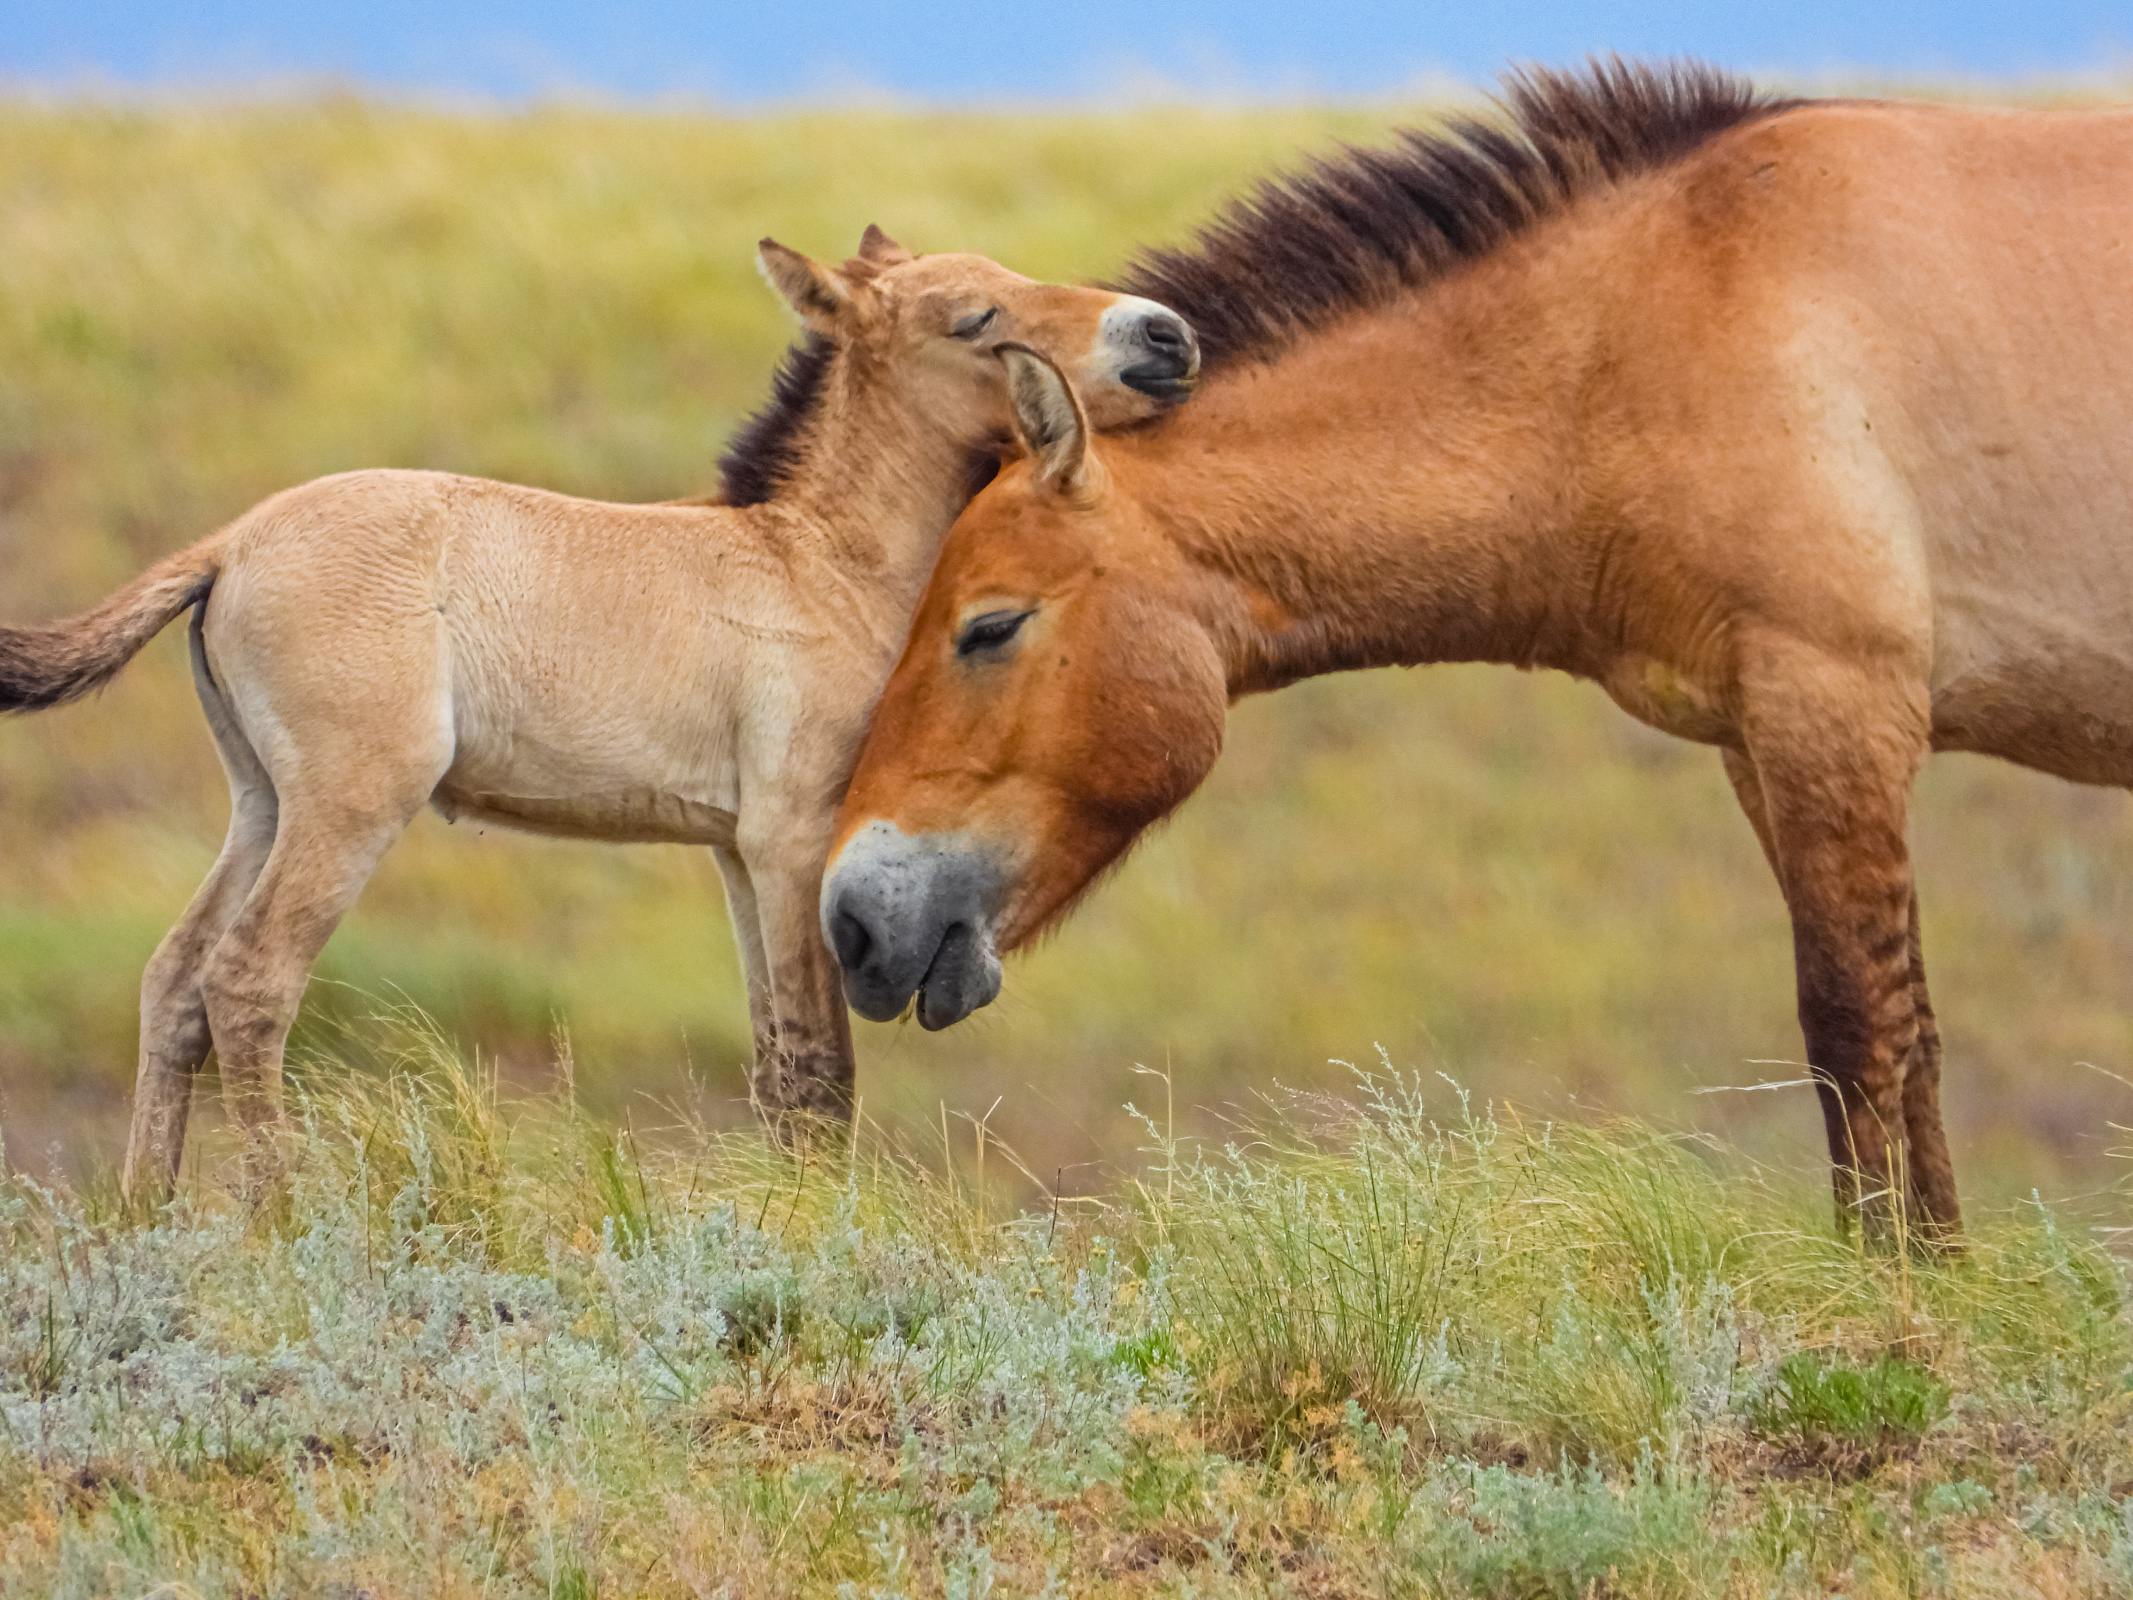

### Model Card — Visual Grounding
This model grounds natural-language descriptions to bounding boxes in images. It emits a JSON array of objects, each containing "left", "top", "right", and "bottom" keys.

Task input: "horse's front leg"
[
  {"left": 1734, "top": 634, "right": 1935, "bottom": 1245},
  {"left": 735, "top": 812, "right": 857, "bottom": 1129},
  {"left": 1721, "top": 745, "right": 1962, "bottom": 1244}
]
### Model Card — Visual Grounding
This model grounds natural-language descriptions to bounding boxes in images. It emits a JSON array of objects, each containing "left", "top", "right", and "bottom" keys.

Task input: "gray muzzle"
[{"left": 821, "top": 821, "right": 1008, "bottom": 1030}]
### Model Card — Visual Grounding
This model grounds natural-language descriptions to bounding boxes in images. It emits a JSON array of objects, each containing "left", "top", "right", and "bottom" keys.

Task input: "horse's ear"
[
  {"left": 856, "top": 224, "right": 912, "bottom": 266},
  {"left": 997, "top": 343, "right": 1089, "bottom": 494},
  {"left": 758, "top": 238, "right": 853, "bottom": 332}
]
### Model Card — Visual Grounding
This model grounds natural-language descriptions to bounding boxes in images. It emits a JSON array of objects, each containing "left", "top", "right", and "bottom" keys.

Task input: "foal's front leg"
[
  {"left": 736, "top": 812, "right": 857, "bottom": 1126},
  {"left": 710, "top": 842, "right": 779, "bottom": 1073}
]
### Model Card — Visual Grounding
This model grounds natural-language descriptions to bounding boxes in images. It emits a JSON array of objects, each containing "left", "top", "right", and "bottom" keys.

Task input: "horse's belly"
[{"left": 1929, "top": 580, "right": 2133, "bottom": 786}]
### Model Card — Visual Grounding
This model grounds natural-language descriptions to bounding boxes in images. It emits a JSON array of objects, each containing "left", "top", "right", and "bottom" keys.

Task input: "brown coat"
[{"left": 823, "top": 65, "right": 2133, "bottom": 1242}]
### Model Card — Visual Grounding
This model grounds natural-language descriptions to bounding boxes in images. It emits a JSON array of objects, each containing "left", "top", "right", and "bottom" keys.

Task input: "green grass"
[
  {"left": 1749, "top": 1352, "right": 1950, "bottom": 1449},
  {"left": 5, "top": 94, "right": 2133, "bottom": 1204},
  {"left": 4, "top": 1042, "right": 2131, "bottom": 1597}
]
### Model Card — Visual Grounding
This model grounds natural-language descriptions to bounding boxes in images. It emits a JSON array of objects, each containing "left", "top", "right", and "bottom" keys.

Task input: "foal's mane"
[
  {"left": 1111, "top": 59, "right": 1798, "bottom": 371},
  {"left": 718, "top": 332, "right": 836, "bottom": 507}
]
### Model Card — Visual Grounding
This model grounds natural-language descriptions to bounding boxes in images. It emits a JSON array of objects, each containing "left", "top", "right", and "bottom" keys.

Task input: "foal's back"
[{"left": 207, "top": 467, "right": 801, "bottom": 845}]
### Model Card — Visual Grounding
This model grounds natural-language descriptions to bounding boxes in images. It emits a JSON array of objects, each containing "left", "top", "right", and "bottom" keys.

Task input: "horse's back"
[
  {"left": 1624, "top": 101, "right": 2133, "bottom": 782},
  {"left": 1808, "top": 104, "right": 2133, "bottom": 781}
]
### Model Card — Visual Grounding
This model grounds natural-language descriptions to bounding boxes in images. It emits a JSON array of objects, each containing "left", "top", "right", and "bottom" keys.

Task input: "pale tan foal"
[{"left": 0, "top": 228, "right": 1198, "bottom": 1199}]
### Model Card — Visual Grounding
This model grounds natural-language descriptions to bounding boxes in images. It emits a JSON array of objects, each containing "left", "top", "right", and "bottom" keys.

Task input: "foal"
[
  {"left": 0, "top": 228, "right": 1197, "bottom": 1198},
  {"left": 824, "top": 64, "right": 2133, "bottom": 1242}
]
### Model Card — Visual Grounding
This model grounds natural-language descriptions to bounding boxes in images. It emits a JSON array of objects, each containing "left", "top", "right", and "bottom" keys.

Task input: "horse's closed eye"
[
  {"left": 951, "top": 308, "right": 999, "bottom": 340},
  {"left": 956, "top": 609, "right": 1032, "bottom": 656}
]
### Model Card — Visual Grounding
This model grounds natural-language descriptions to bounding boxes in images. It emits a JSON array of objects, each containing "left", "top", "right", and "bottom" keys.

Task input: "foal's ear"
[
  {"left": 855, "top": 224, "right": 913, "bottom": 267},
  {"left": 758, "top": 238, "right": 853, "bottom": 333},
  {"left": 997, "top": 343, "right": 1089, "bottom": 494}
]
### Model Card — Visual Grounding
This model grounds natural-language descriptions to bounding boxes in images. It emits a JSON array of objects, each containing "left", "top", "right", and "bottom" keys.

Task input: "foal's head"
[
  {"left": 821, "top": 346, "right": 1229, "bottom": 1028},
  {"left": 752, "top": 227, "right": 1197, "bottom": 451}
]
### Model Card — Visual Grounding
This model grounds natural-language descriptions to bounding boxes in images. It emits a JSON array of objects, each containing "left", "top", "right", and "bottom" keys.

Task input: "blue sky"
[{"left": 8, "top": 2, "right": 2130, "bottom": 102}]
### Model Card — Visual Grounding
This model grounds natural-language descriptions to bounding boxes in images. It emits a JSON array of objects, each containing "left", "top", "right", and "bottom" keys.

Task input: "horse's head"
[
  {"left": 821, "top": 344, "right": 1228, "bottom": 1028},
  {"left": 758, "top": 226, "right": 1198, "bottom": 444}
]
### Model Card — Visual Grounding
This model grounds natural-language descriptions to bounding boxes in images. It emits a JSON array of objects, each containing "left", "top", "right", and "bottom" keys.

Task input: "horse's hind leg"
[{"left": 122, "top": 610, "right": 278, "bottom": 1205}]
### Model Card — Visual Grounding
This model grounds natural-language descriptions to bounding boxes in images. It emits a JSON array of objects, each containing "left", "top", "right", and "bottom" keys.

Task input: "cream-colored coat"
[{"left": 0, "top": 230, "right": 1197, "bottom": 1197}]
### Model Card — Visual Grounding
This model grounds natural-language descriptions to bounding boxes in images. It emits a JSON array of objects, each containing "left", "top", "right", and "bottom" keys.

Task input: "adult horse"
[
  {"left": 822, "top": 62, "right": 2133, "bottom": 1242},
  {"left": 0, "top": 228, "right": 1198, "bottom": 1198}
]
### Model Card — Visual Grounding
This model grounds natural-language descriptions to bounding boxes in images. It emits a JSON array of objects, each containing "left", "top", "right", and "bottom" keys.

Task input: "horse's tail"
[{"left": 0, "top": 529, "right": 232, "bottom": 713}]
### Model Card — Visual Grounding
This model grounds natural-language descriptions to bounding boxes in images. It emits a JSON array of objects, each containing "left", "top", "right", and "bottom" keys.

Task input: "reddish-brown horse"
[{"left": 824, "top": 62, "right": 2133, "bottom": 1242}]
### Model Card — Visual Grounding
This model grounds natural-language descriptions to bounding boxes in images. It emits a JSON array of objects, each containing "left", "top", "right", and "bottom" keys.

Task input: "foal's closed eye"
[
  {"left": 951, "top": 307, "right": 999, "bottom": 340},
  {"left": 956, "top": 609, "right": 1032, "bottom": 656}
]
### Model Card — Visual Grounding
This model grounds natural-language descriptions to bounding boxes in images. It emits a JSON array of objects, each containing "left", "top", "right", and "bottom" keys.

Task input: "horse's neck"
[{"left": 1136, "top": 283, "right": 1596, "bottom": 693}]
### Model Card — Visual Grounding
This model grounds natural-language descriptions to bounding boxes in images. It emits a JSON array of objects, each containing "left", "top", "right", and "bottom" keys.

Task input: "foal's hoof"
[
  {"left": 226, "top": 1120, "right": 299, "bottom": 1210},
  {"left": 750, "top": 1056, "right": 855, "bottom": 1157}
]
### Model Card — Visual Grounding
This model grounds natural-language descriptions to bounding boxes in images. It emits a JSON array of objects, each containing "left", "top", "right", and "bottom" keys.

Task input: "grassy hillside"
[
  {"left": 2, "top": 96, "right": 2132, "bottom": 1206},
  {"left": 4, "top": 1052, "right": 2131, "bottom": 1597}
]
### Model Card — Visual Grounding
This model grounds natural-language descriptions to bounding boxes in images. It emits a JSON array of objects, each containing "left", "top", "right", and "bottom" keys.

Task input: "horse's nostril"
[
  {"left": 829, "top": 907, "right": 872, "bottom": 972},
  {"left": 1142, "top": 315, "right": 1190, "bottom": 352}
]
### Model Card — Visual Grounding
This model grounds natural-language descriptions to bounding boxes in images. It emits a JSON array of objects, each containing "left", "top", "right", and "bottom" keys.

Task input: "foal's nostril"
[{"left": 829, "top": 907, "right": 873, "bottom": 972}]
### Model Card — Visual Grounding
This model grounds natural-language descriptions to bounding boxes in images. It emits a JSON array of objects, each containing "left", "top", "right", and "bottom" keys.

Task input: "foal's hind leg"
[
  {"left": 123, "top": 612, "right": 279, "bottom": 1204},
  {"left": 198, "top": 771, "right": 438, "bottom": 1189}
]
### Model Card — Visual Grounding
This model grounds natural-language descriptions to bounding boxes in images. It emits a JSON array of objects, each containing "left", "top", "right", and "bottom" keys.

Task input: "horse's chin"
[
  {"left": 842, "top": 973, "right": 915, "bottom": 1025},
  {"left": 914, "top": 922, "right": 1002, "bottom": 1031}
]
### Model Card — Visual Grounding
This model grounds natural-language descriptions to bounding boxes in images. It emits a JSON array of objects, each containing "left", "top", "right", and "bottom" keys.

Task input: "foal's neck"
[
  {"left": 762, "top": 366, "right": 987, "bottom": 621},
  {"left": 1126, "top": 262, "right": 1602, "bottom": 695}
]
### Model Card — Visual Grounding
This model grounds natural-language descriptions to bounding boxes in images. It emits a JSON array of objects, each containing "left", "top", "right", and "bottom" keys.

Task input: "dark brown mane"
[
  {"left": 1110, "top": 59, "right": 1800, "bottom": 371},
  {"left": 718, "top": 332, "right": 836, "bottom": 506}
]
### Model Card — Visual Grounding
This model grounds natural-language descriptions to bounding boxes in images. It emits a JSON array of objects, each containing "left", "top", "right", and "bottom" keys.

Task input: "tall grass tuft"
[{"left": 1157, "top": 1057, "right": 2132, "bottom": 1483}]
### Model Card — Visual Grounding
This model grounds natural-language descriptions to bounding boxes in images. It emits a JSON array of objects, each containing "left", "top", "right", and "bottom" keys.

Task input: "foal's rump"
[{"left": 194, "top": 469, "right": 465, "bottom": 811}]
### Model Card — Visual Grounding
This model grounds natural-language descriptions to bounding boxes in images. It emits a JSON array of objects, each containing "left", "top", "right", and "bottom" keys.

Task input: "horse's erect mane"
[
  {"left": 718, "top": 331, "right": 836, "bottom": 507},
  {"left": 1109, "top": 59, "right": 1800, "bottom": 372}
]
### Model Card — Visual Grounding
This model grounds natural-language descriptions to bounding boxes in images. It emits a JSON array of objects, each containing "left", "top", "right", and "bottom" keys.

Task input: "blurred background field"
[{"left": 2, "top": 94, "right": 2132, "bottom": 1208}]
